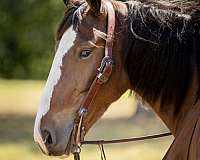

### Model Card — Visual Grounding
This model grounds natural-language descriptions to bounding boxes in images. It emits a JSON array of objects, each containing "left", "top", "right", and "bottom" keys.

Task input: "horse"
[{"left": 33, "top": 0, "right": 200, "bottom": 159}]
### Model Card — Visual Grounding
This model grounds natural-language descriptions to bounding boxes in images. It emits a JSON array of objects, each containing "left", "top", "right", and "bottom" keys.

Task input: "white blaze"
[{"left": 33, "top": 26, "right": 76, "bottom": 154}]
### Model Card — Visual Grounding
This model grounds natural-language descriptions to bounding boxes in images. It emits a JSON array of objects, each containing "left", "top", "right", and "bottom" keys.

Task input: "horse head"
[{"left": 33, "top": 0, "right": 129, "bottom": 156}]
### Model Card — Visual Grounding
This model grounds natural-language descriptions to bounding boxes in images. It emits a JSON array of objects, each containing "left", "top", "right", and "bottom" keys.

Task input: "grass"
[
  {"left": 0, "top": 79, "right": 173, "bottom": 160},
  {"left": 0, "top": 80, "right": 44, "bottom": 115}
]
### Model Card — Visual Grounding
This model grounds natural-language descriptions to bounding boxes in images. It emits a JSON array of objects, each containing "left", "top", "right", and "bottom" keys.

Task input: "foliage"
[
  {"left": 0, "top": 0, "right": 196, "bottom": 79},
  {"left": 0, "top": 0, "right": 64, "bottom": 79}
]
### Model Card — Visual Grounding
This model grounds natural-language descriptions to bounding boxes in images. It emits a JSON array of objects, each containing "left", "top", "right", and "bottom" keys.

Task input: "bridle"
[{"left": 71, "top": 1, "right": 172, "bottom": 160}]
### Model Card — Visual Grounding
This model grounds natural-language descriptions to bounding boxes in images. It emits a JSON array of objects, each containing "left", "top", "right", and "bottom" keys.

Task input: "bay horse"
[{"left": 34, "top": 0, "right": 200, "bottom": 159}]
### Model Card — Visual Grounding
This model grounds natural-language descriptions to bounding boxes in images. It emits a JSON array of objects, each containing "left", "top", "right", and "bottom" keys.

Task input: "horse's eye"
[{"left": 80, "top": 50, "right": 91, "bottom": 59}]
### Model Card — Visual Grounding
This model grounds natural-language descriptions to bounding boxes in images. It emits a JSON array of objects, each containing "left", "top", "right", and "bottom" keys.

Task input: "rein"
[
  {"left": 82, "top": 132, "right": 172, "bottom": 145},
  {"left": 71, "top": 1, "right": 172, "bottom": 160}
]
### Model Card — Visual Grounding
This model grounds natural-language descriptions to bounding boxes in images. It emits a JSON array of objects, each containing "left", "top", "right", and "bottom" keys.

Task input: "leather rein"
[{"left": 71, "top": 1, "right": 172, "bottom": 160}]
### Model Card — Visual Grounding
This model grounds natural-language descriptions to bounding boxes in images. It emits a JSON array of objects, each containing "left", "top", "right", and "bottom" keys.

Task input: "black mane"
[{"left": 124, "top": 0, "right": 200, "bottom": 113}]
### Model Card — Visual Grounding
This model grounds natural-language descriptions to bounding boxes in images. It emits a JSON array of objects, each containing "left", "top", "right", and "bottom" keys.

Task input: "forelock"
[{"left": 56, "top": 2, "right": 87, "bottom": 41}]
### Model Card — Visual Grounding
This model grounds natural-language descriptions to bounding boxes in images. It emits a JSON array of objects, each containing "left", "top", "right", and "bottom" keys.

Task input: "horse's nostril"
[{"left": 43, "top": 130, "right": 53, "bottom": 145}]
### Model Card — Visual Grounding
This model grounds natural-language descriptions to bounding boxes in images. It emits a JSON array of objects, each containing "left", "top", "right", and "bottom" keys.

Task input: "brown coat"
[{"left": 164, "top": 101, "right": 200, "bottom": 160}]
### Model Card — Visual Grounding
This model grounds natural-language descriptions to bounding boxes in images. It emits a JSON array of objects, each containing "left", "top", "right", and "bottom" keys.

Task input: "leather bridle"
[
  {"left": 71, "top": 0, "right": 115, "bottom": 158},
  {"left": 70, "top": 1, "right": 171, "bottom": 160}
]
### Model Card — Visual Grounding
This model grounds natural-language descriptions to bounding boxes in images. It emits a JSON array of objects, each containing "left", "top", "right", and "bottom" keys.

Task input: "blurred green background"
[
  {"left": 0, "top": 0, "right": 174, "bottom": 160},
  {"left": 0, "top": 0, "right": 64, "bottom": 79}
]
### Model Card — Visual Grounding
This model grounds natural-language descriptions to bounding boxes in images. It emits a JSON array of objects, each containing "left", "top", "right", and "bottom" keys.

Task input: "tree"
[{"left": 0, "top": 0, "right": 64, "bottom": 79}]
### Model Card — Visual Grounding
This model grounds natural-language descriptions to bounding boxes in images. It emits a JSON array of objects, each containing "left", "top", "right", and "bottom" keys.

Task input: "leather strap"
[
  {"left": 78, "top": 0, "right": 115, "bottom": 112},
  {"left": 82, "top": 132, "right": 172, "bottom": 145},
  {"left": 104, "top": 0, "right": 115, "bottom": 58},
  {"left": 72, "top": 0, "right": 116, "bottom": 153}
]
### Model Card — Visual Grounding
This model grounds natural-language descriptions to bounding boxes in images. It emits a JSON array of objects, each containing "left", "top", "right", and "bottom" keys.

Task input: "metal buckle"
[
  {"left": 78, "top": 107, "right": 87, "bottom": 116},
  {"left": 97, "top": 73, "right": 109, "bottom": 83},
  {"left": 72, "top": 145, "right": 81, "bottom": 160},
  {"left": 97, "top": 56, "right": 113, "bottom": 83},
  {"left": 98, "top": 56, "right": 113, "bottom": 73}
]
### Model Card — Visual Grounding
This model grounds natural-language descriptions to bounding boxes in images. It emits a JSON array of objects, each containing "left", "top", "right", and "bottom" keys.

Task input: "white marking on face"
[{"left": 33, "top": 26, "right": 77, "bottom": 154}]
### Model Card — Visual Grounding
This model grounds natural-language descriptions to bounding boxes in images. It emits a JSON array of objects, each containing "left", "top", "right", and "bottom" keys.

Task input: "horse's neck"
[
  {"left": 115, "top": 1, "right": 199, "bottom": 136},
  {"left": 150, "top": 69, "right": 198, "bottom": 135},
  {"left": 173, "top": 68, "right": 199, "bottom": 135}
]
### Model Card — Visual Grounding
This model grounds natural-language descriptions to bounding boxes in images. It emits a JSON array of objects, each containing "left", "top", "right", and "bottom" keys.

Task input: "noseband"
[{"left": 71, "top": 1, "right": 171, "bottom": 160}]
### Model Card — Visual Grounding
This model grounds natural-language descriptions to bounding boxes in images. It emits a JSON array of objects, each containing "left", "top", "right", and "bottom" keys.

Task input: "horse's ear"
[
  {"left": 62, "top": 0, "right": 82, "bottom": 6},
  {"left": 63, "top": 0, "right": 67, "bottom": 6},
  {"left": 86, "top": 0, "right": 102, "bottom": 14}
]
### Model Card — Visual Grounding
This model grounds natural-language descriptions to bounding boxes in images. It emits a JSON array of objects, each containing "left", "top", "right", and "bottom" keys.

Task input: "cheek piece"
[{"left": 71, "top": 0, "right": 115, "bottom": 159}]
